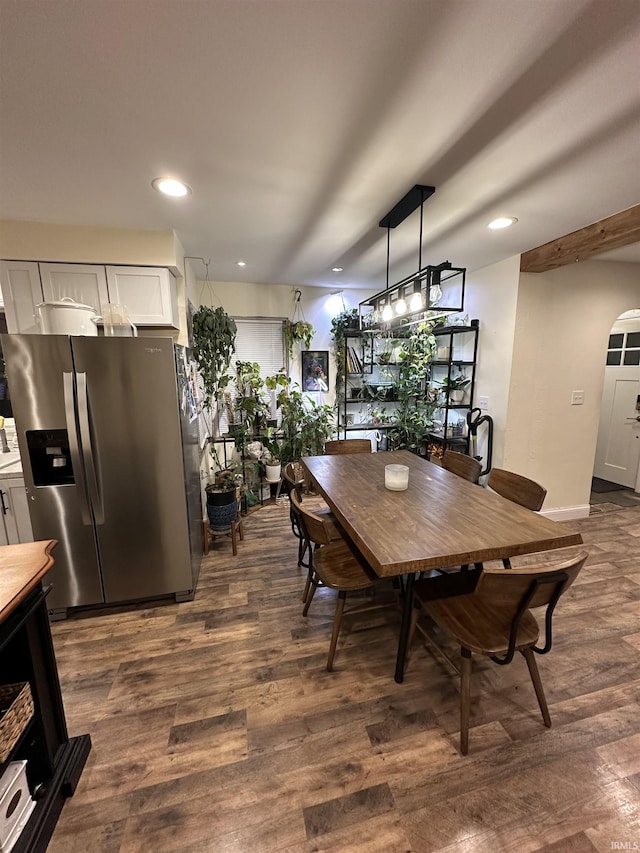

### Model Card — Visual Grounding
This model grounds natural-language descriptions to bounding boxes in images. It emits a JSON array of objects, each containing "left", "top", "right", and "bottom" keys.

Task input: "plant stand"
[{"left": 202, "top": 515, "right": 244, "bottom": 556}]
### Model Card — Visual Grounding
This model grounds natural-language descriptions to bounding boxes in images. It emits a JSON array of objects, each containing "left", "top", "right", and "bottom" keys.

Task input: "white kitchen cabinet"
[
  {"left": 0, "top": 260, "right": 43, "bottom": 333},
  {"left": 0, "top": 477, "right": 33, "bottom": 545},
  {"left": 39, "top": 263, "right": 110, "bottom": 314},
  {"left": 1, "top": 261, "right": 179, "bottom": 332},
  {"left": 105, "top": 266, "right": 178, "bottom": 327}
]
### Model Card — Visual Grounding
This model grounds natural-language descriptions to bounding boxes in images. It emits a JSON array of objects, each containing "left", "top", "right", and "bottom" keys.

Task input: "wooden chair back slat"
[
  {"left": 441, "top": 451, "right": 482, "bottom": 484},
  {"left": 474, "top": 551, "right": 588, "bottom": 610},
  {"left": 487, "top": 468, "right": 547, "bottom": 511},
  {"left": 290, "top": 490, "right": 332, "bottom": 546},
  {"left": 325, "top": 439, "right": 372, "bottom": 455}
]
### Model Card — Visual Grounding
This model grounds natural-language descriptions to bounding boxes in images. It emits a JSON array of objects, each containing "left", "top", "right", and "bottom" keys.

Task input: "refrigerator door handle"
[
  {"left": 63, "top": 371, "right": 92, "bottom": 525},
  {"left": 76, "top": 372, "right": 105, "bottom": 525}
]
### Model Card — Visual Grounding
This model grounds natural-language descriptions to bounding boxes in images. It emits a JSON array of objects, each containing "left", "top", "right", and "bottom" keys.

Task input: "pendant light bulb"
[
  {"left": 382, "top": 303, "right": 393, "bottom": 322},
  {"left": 395, "top": 297, "right": 407, "bottom": 315},
  {"left": 410, "top": 290, "right": 423, "bottom": 311}
]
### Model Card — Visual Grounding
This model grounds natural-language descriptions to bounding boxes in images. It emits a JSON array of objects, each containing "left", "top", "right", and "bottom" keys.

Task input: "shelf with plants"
[
  {"left": 426, "top": 324, "right": 479, "bottom": 457},
  {"left": 339, "top": 330, "right": 409, "bottom": 437}
]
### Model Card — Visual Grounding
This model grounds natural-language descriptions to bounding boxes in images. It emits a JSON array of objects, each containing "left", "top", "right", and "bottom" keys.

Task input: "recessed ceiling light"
[
  {"left": 332, "top": 267, "right": 343, "bottom": 272},
  {"left": 488, "top": 217, "right": 518, "bottom": 230},
  {"left": 236, "top": 261, "right": 247, "bottom": 267},
  {"left": 151, "top": 177, "right": 191, "bottom": 197}
]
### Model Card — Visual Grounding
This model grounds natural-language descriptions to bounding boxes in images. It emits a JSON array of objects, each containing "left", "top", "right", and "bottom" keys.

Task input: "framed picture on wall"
[{"left": 302, "top": 350, "right": 329, "bottom": 392}]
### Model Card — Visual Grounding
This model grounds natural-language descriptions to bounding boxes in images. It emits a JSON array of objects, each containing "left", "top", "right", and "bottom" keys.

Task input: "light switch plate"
[
  {"left": 571, "top": 390, "right": 585, "bottom": 405},
  {"left": 478, "top": 395, "right": 489, "bottom": 409}
]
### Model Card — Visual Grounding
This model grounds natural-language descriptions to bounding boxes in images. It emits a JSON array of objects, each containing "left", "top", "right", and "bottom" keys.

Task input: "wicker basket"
[{"left": 0, "top": 683, "right": 34, "bottom": 764}]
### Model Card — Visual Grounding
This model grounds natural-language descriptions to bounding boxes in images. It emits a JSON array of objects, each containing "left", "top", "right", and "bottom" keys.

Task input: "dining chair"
[
  {"left": 283, "top": 463, "right": 341, "bottom": 602},
  {"left": 486, "top": 468, "right": 548, "bottom": 567},
  {"left": 324, "top": 438, "right": 372, "bottom": 455},
  {"left": 290, "top": 490, "right": 385, "bottom": 671},
  {"left": 412, "top": 549, "right": 588, "bottom": 755},
  {"left": 441, "top": 450, "right": 482, "bottom": 484}
]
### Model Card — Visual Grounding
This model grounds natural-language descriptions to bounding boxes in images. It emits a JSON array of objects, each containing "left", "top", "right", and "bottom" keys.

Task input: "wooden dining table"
[{"left": 301, "top": 450, "right": 584, "bottom": 683}]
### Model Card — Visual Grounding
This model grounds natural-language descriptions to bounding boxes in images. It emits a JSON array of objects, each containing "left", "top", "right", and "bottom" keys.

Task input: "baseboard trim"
[{"left": 540, "top": 504, "right": 590, "bottom": 521}]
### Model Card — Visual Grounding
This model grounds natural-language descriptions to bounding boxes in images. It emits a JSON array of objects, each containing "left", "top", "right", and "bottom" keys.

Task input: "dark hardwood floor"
[{"left": 47, "top": 497, "right": 640, "bottom": 852}]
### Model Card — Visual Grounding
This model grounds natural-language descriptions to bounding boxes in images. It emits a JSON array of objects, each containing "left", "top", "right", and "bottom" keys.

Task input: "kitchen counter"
[
  {"left": 0, "top": 539, "right": 91, "bottom": 853},
  {"left": 0, "top": 539, "right": 56, "bottom": 622},
  {"left": 0, "top": 450, "right": 23, "bottom": 478}
]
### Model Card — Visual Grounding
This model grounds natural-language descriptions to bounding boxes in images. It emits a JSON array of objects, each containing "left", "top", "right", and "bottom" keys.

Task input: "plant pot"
[
  {"left": 449, "top": 389, "right": 466, "bottom": 404},
  {"left": 206, "top": 488, "right": 238, "bottom": 531},
  {"left": 265, "top": 463, "right": 282, "bottom": 483}
]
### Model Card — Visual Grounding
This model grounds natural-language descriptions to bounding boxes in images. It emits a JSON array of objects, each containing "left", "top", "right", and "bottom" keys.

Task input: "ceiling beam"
[{"left": 520, "top": 204, "right": 640, "bottom": 273}]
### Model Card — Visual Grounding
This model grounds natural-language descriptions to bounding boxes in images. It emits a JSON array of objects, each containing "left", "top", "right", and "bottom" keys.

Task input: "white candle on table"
[{"left": 385, "top": 464, "right": 409, "bottom": 491}]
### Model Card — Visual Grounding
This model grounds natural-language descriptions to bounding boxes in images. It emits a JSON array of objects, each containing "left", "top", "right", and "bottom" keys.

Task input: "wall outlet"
[
  {"left": 478, "top": 395, "right": 489, "bottom": 410},
  {"left": 571, "top": 390, "right": 585, "bottom": 405}
]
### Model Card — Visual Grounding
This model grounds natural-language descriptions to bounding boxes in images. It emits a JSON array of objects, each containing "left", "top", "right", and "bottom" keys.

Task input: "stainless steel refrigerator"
[{"left": 1, "top": 334, "right": 202, "bottom": 617}]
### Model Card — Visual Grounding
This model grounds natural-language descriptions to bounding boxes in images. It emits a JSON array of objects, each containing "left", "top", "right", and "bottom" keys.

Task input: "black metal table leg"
[{"left": 395, "top": 572, "right": 415, "bottom": 683}]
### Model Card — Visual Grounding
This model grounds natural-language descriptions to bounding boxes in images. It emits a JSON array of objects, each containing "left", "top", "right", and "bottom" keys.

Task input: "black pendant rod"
[
  {"left": 386, "top": 226, "right": 390, "bottom": 291},
  {"left": 418, "top": 191, "right": 425, "bottom": 271}
]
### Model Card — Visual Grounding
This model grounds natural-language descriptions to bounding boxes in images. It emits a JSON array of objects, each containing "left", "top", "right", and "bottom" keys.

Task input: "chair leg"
[
  {"left": 327, "top": 591, "right": 347, "bottom": 672},
  {"left": 302, "top": 574, "right": 319, "bottom": 617},
  {"left": 521, "top": 646, "right": 551, "bottom": 728},
  {"left": 460, "top": 647, "right": 472, "bottom": 756},
  {"left": 302, "top": 567, "right": 313, "bottom": 604}
]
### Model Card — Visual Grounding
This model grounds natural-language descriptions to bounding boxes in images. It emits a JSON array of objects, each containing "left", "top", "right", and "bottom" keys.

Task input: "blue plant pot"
[{"left": 206, "top": 489, "right": 238, "bottom": 531}]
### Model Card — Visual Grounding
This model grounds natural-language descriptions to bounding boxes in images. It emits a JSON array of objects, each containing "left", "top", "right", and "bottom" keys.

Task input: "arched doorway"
[{"left": 592, "top": 309, "right": 640, "bottom": 493}]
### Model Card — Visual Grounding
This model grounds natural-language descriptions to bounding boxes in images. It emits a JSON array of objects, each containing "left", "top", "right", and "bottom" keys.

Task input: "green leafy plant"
[
  {"left": 386, "top": 320, "right": 438, "bottom": 454},
  {"left": 439, "top": 371, "right": 471, "bottom": 393},
  {"left": 277, "top": 384, "right": 335, "bottom": 463},
  {"left": 283, "top": 320, "right": 314, "bottom": 358},
  {"left": 330, "top": 307, "right": 360, "bottom": 398},
  {"left": 192, "top": 306, "right": 237, "bottom": 405}
]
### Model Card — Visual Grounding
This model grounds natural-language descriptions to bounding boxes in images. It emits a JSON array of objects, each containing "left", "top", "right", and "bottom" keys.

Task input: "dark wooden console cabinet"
[{"left": 0, "top": 540, "right": 90, "bottom": 852}]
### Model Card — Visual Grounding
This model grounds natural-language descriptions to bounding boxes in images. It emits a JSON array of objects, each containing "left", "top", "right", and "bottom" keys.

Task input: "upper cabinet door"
[
  {"left": 0, "top": 260, "right": 43, "bottom": 333},
  {"left": 39, "top": 263, "right": 109, "bottom": 313},
  {"left": 105, "top": 266, "right": 178, "bottom": 327}
]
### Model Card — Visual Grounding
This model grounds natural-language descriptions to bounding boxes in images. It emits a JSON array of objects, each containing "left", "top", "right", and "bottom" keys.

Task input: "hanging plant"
[
  {"left": 192, "top": 305, "right": 237, "bottom": 406},
  {"left": 283, "top": 320, "right": 314, "bottom": 358},
  {"left": 284, "top": 288, "right": 315, "bottom": 358}
]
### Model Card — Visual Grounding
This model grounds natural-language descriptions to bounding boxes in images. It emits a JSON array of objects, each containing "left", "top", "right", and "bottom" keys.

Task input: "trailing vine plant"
[
  {"left": 329, "top": 307, "right": 359, "bottom": 400},
  {"left": 387, "top": 319, "right": 438, "bottom": 454},
  {"left": 284, "top": 288, "right": 315, "bottom": 359},
  {"left": 192, "top": 305, "right": 237, "bottom": 406}
]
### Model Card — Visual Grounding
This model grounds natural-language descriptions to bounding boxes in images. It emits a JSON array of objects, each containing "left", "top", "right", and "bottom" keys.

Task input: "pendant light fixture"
[{"left": 360, "top": 184, "right": 466, "bottom": 328}]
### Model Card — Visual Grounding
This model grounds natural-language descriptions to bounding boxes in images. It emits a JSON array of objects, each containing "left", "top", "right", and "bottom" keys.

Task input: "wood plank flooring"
[{"left": 47, "top": 498, "right": 640, "bottom": 852}]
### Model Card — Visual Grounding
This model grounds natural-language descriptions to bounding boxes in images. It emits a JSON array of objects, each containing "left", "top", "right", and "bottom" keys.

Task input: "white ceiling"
[{"left": 1, "top": 0, "right": 639, "bottom": 290}]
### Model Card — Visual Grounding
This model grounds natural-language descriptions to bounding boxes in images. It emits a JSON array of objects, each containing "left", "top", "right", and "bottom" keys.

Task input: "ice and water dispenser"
[{"left": 26, "top": 430, "right": 75, "bottom": 486}]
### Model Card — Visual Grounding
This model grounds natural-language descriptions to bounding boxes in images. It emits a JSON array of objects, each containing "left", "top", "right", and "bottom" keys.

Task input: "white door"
[{"left": 593, "top": 368, "right": 640, "bottom": 488}]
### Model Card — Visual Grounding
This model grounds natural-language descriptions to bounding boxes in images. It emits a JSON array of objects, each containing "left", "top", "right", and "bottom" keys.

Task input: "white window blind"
[{"left": 233, "top": 318, "right": 286, "bottom": 378}]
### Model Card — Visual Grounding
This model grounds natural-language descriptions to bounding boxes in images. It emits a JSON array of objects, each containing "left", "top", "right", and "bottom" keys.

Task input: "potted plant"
[
  {"left": 232, "top": 361, "right": 271, "bottom": 447},
  {"left": 260, "top": 427, "right": 282, "bottom": 482},
  {"left": 192, "top": 306, "right": 237, "bottom": 406},
  {"left": 440, "top": 371, "right": 471, "bottom": 403},
  {"left": 330, "top": 307, "right": 360, "bottom": 397},
  {"left": 283, "top": 320, "right": 315, "bottom": 359},
  {"left": 205, "top": 464, "right": 240, "bottom": 531}
]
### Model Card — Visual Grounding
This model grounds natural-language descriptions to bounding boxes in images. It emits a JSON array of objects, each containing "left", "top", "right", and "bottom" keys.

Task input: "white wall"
[
  {"left": 0, "top": 220, "right": 183, "bottom": 273},
  {"left": 464, "top": 255, "right": 521, "bottom": 472},
  {"left": 505, "top": 259, "right": 639, "bottom": 516}
]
